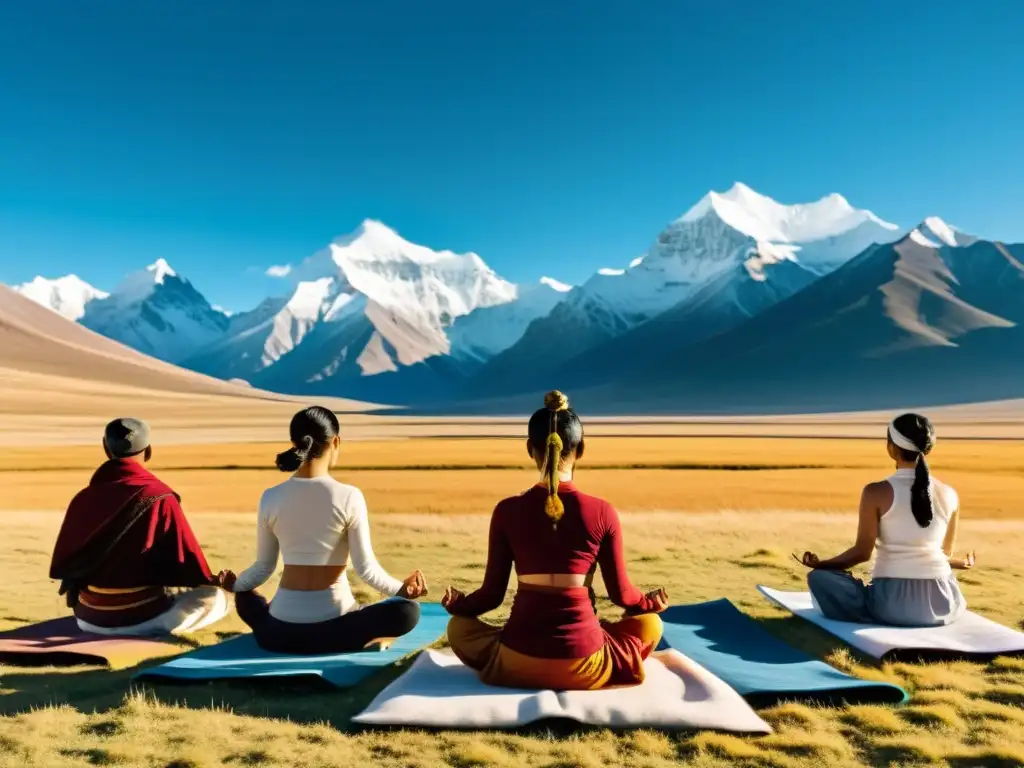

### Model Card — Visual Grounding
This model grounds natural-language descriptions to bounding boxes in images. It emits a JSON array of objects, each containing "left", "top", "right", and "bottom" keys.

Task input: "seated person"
[
  {"left": 217, "top": 406, "right": 426, "bottom": 654},
  {"left": 801, "top": 413, "right": 975, "bottom": 627},
  {"left": 50, "top": 418, "right": 229, "bottom": 636},
  {"left": 442, "top": 391, "right": 667, "bottom": 690}
]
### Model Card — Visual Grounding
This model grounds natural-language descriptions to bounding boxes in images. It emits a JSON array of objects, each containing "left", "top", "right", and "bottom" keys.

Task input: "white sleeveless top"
[{"left": 872, "top": 468, "right": 958, "bottom": 579}]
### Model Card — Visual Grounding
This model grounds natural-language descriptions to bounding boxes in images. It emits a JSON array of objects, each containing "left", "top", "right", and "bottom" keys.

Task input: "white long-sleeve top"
[{"left": 233, "top": 475, "right": 403, "bottom": 597}]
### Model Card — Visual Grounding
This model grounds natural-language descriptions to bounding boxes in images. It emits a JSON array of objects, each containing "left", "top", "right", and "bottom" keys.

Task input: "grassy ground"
[
  {"left": 2, "top": 503, "right": 1024, "bottom": 768},
  {"left": 2, "top": 437, "right": 1024, "bottom": 766}
]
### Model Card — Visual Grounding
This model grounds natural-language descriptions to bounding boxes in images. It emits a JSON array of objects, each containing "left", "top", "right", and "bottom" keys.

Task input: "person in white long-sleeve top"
[{"left": 216, "top": 406, "right": 427, "bottom": 653}]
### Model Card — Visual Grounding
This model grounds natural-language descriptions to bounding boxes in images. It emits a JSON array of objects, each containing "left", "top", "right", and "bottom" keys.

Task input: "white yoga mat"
[
  {"left": 353, "top": 649, "right": 771, "bottom": 733},
  {"left": 759, "top": 585, "right": 1024, "bottom": 661}
]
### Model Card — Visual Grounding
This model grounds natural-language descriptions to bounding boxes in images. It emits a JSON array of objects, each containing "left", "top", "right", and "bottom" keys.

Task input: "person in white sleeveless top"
[
  {"left": 215, "top": 406, "right": 428, "bottom": 653},
  {"left": 799, "top": 413, "right": 975, "bottom": 627}
]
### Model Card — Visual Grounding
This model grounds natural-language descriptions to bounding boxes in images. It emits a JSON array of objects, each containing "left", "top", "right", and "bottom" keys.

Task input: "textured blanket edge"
[
  {"left": 758, "top": 584, "right": 1024, "bottom": 662},
  {"left": 352, "top": 650, "right": 773, "bottom": 734}
]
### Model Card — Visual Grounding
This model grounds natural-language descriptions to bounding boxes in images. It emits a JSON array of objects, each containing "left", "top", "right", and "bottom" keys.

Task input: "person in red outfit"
[
  {"left": 442, "top": 391, "right": 667, "bottom": 690},
  {"left": 50, "top": 418, "right": 230, "bottom": 636}
]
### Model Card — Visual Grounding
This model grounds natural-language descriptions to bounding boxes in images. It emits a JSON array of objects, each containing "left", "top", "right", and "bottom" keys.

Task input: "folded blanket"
[
  {"left": 353, "top": 649, "right": 772, "bottom": 733},
  {"left": 760, "top": 585, "right": 1024, "bottom": 662}
]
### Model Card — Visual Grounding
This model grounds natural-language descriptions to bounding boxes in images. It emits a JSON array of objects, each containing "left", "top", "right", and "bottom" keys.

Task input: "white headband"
[{"left": 888, "top": 420, "right": 929, "bottom": 453}]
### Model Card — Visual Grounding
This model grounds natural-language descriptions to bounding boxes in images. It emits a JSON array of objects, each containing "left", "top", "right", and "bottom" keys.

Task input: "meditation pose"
[
  {"left": 801, "top": 413, "right": 975, "bottom": 627},
  {"left": 218, "top": 406, "right": 426, "bottom": 654},
  {"left": 442, "top": 391, "right": 667, "bottom": 690},
  {"left": 49, "top": 418, "right": 229, "bottom": 636}
]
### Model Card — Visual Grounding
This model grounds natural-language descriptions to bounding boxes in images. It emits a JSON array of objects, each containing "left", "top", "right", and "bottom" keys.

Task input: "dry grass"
[
  {"left": 2, "top": 504, "right": 1024, "bottom": 768},
  {"left": 3, "top": 438, "right": 1024, "bottom": 518}
]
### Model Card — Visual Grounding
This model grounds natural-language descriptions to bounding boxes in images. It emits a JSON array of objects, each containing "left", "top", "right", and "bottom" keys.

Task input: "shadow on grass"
[
  {"left": 752, "top": 615, "right": 881, "bottom": 669},
  {"left": 0, "top": 652, "right": 423, "bottom": 732},
  {"left": 948, "top": 757, "right": 1024, "bottom": 768},
  {"left": 0, "top": 653, "right": 754, "bottom": 744},
  {"left": 0, "top": 610, "right": 888, "bottom": 741}
]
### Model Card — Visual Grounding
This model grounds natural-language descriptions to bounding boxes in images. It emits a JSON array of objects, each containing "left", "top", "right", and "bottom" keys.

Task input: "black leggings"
[{"left": 235, "top": 590, "right": 420, "bottom": 655}]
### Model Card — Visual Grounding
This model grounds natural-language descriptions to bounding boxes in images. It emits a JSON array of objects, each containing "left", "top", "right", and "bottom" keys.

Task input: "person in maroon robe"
[{"left": 49, "top": 418, "right": 230, "bottom": 635}]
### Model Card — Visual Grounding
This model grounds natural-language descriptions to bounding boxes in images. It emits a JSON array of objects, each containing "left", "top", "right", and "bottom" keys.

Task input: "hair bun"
[{"left": 544, "top": 390, "right": 569, "bottom": 412}]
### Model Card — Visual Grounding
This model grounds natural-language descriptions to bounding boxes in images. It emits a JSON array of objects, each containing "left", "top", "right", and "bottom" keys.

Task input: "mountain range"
[
  {"left": 9, "top": 183, "right": 1022, "bottom": 413},
  {"left": 565, "top": 219, "right": 1024, "bottom": 414}
]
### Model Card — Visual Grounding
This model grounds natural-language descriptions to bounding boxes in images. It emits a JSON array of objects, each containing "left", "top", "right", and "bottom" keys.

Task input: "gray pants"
[{"left": 807, "top": 570, "right": 967, "bottom": 627}]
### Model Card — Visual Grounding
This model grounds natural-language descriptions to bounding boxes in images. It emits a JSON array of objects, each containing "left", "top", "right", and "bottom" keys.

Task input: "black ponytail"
[
  {"left": 275, "top": 406, "right": 340, "bottom": 472},
  {"left": 911, "top": 454, "right": 933, "bottom": 528},
  {"left": 890, "top": 413, "right": 937, "bottom": 528}
]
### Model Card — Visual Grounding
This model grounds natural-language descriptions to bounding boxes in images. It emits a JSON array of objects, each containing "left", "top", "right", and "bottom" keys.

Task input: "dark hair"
[
  {"left": 275, "top": 406, "right": 341, "bottom": 472},
  {"left": 528, "top": 390, "right": 584, "bottom": 528},
  {"left": 889, "top": 413, "right": 937, "bottom": 527}
]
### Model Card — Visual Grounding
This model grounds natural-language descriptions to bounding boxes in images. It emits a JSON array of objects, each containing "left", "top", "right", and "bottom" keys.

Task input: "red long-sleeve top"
[{"left": 447, "top": 482, "right": 657, "bottom": 659}]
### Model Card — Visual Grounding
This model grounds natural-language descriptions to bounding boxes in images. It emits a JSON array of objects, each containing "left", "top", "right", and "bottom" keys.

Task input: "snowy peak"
[
  {"left": 13, "top": 274, "right": 109, "bottom": 321},
  {"left": 681, "top": 182, "right": 898, "bottom": 243},
  {"left": 331, "top": 219, "right": 408, "bottom": 254},
  {"left": 540, "top": 276, "right": 572, "bottom": 293},
  {"left": 293, "top": 220, "right": 517, "bottom": 321},
  {"left": 149, "top": 258, "right": 177, "bottom": 282},
  {"left": 81, "top": 259, "right": 228, "bottom": 363},
  {"left": 907, "top": 216, "right": 978, "bottom": 249},
  {"left": 327, "top": 219, "right": 484, "bottom": 268},
  {"left": 187, "top": 220, "right": 538, "bottom": 392},
  {"left": 285, "top": 277, "right": 338, "bottom": 320},
  {"left": 112, "top": 258, "right": 187, "bottom": 303},
  {"left": 922, "top": 217, "right": 957, "bottom": 246}
]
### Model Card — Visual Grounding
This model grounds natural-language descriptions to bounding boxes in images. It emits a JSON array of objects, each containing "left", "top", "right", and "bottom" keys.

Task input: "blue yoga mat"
[
  {"left": 658, "top": 599, "right": 907, "bottom": 707},
  {"left": 134, "top": 603, "right": 448, "bottom": 688}
]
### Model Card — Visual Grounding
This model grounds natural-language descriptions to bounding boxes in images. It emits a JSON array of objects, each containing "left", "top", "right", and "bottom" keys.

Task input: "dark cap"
[{"left": 103, "top": 417, "right": 151, "bottom": 458}]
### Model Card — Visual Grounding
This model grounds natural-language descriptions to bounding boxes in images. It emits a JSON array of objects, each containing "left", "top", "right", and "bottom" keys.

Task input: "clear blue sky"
[{"left": 1, "top": 1, "right": 1021, "bottom": 313}]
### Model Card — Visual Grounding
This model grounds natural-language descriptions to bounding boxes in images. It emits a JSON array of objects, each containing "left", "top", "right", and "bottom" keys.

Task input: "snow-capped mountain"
[
  {"left": 446, "top": 277, "right": 572, "bottom": 365},
  {"left": 470, "top": 183, "right": 901, "bottom": 395},
  {"left": 13, "top": 275, "right": 109, "bottom": 321},
  {"left": 185, "top": 221, "right": 564, "bottom": 399},
  {"left": 568, "top": 220, "right": 1024, "bottom": 414},
  {"left": 909, "top": 216, "right": 980, "bottom": 249},
  {"left": 80, "top": 259, "right": 229, "bottom": 364},
  {"left": 678, "top": 182, "right": 900, "bottom": 275}
]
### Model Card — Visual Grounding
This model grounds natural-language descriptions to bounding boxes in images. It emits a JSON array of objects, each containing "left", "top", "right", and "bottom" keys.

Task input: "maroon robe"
[{"left": 50, "top": 459, "right": 214, "bottom": 627}]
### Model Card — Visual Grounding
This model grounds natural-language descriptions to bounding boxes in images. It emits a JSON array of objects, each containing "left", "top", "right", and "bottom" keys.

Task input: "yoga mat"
[
  {"left": 658, "top": 599, "right": 907, "bottom": 707},
  {"left": 353, "top": 649, "right": 772, "bottom": 733},
  {"left": 760, "top": 586, "right": 1024, "bottom": 662},
  {"left": 0, "top": 617, "right": 186, "bottom": 669},
  {"left": 134, "top": 602, "right": 448, "bottom": 687}
]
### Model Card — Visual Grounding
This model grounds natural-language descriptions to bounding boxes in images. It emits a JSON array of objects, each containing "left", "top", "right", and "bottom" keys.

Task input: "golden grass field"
[
  {"left": 2, "top": 436, "right": 1024, "bottom": 518},
  {"left": 1, "top": 435, "right": 1024, "bottom": 768}
]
